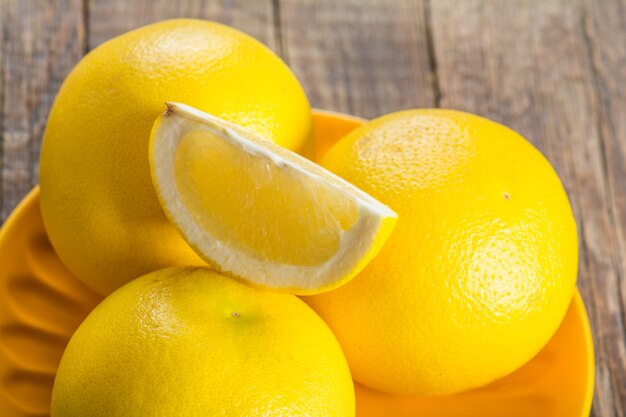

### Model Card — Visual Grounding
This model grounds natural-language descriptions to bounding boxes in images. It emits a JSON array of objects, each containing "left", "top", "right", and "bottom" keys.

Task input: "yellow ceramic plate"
[
  {"left": 0, "top": 187, "right": 102, "bottom": 417},
  {"left": 0, "top": 110, "right": 594, "bottom": 417}
]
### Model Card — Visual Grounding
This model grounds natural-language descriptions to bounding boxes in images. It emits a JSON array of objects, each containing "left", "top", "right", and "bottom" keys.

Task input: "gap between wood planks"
[
  {"left": 272, "top": 0, "right": 287, "bottom": 62},
  {"left": 422, "top": 0, "right": 441, "bottom": 106},
  {"left": 82, "top": 0, "right": 90, "bottom": 54}
]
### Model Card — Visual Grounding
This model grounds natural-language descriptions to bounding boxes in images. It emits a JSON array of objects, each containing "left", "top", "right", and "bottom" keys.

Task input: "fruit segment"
[{"left": 149, "top": 103, "right": 397, "bottom": 294}]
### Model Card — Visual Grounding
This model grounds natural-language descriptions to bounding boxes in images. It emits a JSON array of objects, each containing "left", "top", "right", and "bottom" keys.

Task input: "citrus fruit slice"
[{"left": 149, "top": 103, "right": 397, "bottom": 294}]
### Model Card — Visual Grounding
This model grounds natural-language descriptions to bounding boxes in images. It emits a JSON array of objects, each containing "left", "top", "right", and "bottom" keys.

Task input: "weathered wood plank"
[
  {"left": 88, "top": 0, "right": 276, "bottom": 51},
  {"left": 0, "top": 0, "right": 85, "bottom": 223},
  {"left": 430, "top": 1, "right": 624, "bottom": 416},
  {"left": 278, "top": 0, "right": 435, "bottom": 118},
  {"left": 0, "top": 1, "right": 5, "bottom": 221},
  {"left": 584, "top": 0, "right": 626, "bottom": 414}
]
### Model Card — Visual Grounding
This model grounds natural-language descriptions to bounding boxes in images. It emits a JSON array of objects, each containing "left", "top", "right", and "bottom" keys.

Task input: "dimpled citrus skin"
[
  {"left": 39, "top": 19, "right": 312, "bottom": 295},
  {"left": 51, "top": 267, "right": 355, "bottom": 417},
  {"left": 304, "top": 109, "right": 578, "bottom": 396}
]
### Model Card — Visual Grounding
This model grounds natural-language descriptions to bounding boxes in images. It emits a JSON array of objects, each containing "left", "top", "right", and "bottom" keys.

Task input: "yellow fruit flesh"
[{"left": 175, "top": 129, "right": 358, "bottom": 265}]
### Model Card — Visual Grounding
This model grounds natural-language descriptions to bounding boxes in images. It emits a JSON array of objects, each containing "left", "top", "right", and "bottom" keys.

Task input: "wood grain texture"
[
  {"left": 584, "top": 0, "right": 626, "bottom": 413},
  {"left": 0, "top": 0, "right": 84, "bottom": 222},
  {"left": 278, "top": 0, "right": 435, "bottom": 118},
  {"left": 430, "top": 1, "right": 624, "bottom": 415},
  {"left": 88, "top": 0, "right": 276, "bottom": 51}
]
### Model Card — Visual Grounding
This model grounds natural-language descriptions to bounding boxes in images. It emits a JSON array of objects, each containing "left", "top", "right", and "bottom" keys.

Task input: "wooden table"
[{"left": 1, "top": 1, "right": 624, "bottom": 415}]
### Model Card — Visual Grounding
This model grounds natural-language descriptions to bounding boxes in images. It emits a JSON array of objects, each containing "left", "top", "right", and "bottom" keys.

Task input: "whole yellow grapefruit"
[
  {"left": 39, "top": 19, "right": 312, "bottom": 295},
  {"left": 304, "top": 109, "right": 578, "bottom": 395},
  {"left": 51, "top": 267, "right": 355, "bottom": 417}
]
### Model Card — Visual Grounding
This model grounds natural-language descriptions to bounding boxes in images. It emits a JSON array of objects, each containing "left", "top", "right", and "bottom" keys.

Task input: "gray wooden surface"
[{"left": 1, "top": 0, "right": 625, "bottom": 415}]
